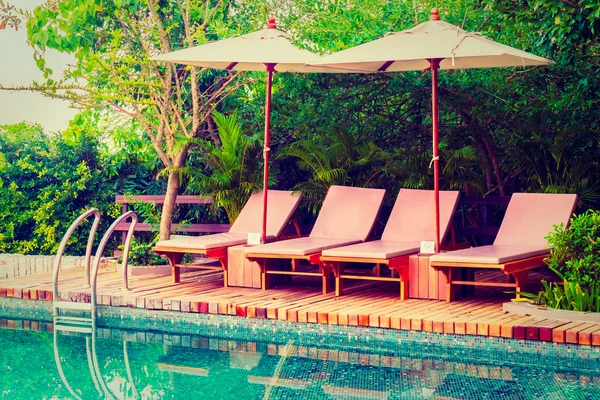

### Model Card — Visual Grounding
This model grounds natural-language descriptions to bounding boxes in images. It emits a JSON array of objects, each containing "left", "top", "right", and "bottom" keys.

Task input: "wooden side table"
[
  {"left": 408, "top": 253, "right": 474, "bottom": 300},
  {"left": 227, "top": 245, "right": 261, "bottom": 288},
  {"left": 408, "top": 254, "right": 449, "bottom": 300},
  {"left": 227, "top": 245, "right": 285, "bottom": 288}
]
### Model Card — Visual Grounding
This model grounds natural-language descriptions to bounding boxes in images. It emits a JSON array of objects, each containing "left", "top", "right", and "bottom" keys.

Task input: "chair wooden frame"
[
  {"left": 321, "top": 239, "right": 469, "bottom": 299},
  {"left": 430, "top": 254, "right": 547, "bottom": 302},
  {"left": 318, "top": 188, "right": 463, "bottom": 299},
  {"left": 245, "top": 252, "right": 331, "bottom": 294},
  {"left": 321, "top": 255, "right": 411, "bottom": 299},
  {"left": 153, "top": 218, "right": 301, "bottom": 286},
  {"left": 429, "top": 192, "right": 578, "bottom": 302}
]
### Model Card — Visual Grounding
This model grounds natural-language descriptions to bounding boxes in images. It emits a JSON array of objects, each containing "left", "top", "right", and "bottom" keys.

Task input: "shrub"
[
  {"left": 118, "top": 236, "right": 194, "bottom": 266},
  {"left": 545, "top": 210, "right": 600, "bottom": 290},
  {"left": 119, "top": 237, "right": 167, "bottom": 266},
  {"left": 0, "top": 121, "right": 118, "bottom": 255},
  {"left": 521, "top": 278, "right": 600, "bottom": 313}
]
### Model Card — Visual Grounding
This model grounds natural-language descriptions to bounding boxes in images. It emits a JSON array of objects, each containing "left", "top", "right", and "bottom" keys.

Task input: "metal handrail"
[
  {"left": 90, "top": 329, "right": 116, "bottom": 400},
  {"left": 53, "top": 329, "right": 85, "bottom": 400},
  {"left": 90, "top": 211, "right": 138, "bottom": 322},
  {"left": 119, "top": 212, "right": 138, "bottom": 290},
  {"left": 53, "top": 325, "right": 113, "bottom": 399},
  {"left": 53, "top": 209, "right": 101, "bottom": 308},
  {"left": 85, "top": 337, "right": 103, "bottom": 396},
  {"left": 123, "top": 341, "right": 141, "bottom": 399}
]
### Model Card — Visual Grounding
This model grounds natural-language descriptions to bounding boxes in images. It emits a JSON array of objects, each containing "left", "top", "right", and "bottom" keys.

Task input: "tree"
[
  {"left": 1, "top": 0, "right": 248, "bottom": 240},
  {"left": 184, "top": 111, "right": 264, "bottom": 223},
  {"left": 0, "top": 119, "right": 119, "bottom": 254}
]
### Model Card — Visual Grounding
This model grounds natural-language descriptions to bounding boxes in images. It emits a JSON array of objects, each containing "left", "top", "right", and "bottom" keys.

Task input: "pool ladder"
[
  {"left": 54, "top": 323, "right": 140, "bottom": 400},
  {"left": 52, "top": 209, "right": 138, "bottom": 333}
]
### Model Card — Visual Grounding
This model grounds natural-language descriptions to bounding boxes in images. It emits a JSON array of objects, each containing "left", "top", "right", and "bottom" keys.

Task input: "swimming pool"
[{"left": 1, "top": 307, "right": 600, "bottom": 400}]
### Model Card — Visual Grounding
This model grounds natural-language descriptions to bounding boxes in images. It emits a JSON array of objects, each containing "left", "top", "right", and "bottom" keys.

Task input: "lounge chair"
[
  {"left": 320, "top": 189, "right": 460, "bottom": 299},
  {"left": 429, "top": 193, "right": 578, "bottom": 301},
  {"left": 245, "top": 185, "right": 386, "bottom": 294},
  {"left": 152, "top": 190, "right": 302, "bottom": 285}
]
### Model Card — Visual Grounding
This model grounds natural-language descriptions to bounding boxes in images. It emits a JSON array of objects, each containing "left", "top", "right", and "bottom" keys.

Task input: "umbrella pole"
[
  {"left": 261, "top": 65, "right": 275, "bottom": 243},
  {"left": 430, "top": 59, "right": 441, "bottom": 253}
]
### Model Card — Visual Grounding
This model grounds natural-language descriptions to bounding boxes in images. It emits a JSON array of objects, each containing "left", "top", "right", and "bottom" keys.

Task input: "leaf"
[
  {"left": 38, "top": 30, "right": 49, "bottom": 46},
  {"left": 35, "top": 58, "right": 46, "bottom": 71}
]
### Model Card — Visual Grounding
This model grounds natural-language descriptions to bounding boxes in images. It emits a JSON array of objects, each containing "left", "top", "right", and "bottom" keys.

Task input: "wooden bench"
[{"left": 115, "top": 195, "right": 230, "bottom": 244}]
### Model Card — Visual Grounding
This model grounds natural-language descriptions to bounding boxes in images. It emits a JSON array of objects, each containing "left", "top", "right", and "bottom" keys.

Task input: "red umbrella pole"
[
  {"left": 261, "top": 64, "right": 275, "bottom": 243},
  {"left": 430, "top": 59, "right": 442, "bottom": 252}
]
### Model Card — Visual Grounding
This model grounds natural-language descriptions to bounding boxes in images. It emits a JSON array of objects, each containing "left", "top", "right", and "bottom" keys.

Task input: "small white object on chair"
[
  {"left": 247, "top": 232, "right": 261, "bottom": 245},
  {"left": 420, "top": 241, "right": 436, "bottom": 254}
]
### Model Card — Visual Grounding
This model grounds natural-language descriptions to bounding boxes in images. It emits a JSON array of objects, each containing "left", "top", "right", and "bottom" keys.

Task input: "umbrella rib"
[{"left": 378, "top": 61, "right": 394, "bottom": 72}]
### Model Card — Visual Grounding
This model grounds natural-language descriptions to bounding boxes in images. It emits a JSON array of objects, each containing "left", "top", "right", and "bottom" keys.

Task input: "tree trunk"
[
  {"left": 159, "top": 169, "right": 181, "bottom": 240},
  {"left": 482, "top": 136, "right": 506, "bottom": 196},
  {"left": 206, "top": 114, "right": 221, "bottom": 146},
  {"left": 473, "top": 135, "right": 494, "bottom": 193}
]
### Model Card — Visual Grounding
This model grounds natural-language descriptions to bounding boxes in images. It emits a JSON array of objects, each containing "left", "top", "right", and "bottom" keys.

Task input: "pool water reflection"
[{"left": 0, "top": 319, "right": 599, "bottom": 399}]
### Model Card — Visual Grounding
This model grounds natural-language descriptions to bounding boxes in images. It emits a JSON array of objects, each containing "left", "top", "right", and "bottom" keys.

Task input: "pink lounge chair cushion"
[
  {"left": 245, "top": 237, "right": 362, "bottom": 257},
  {"left": 321, "top": 240, "right": 421, "bottom": 259},
  {"left": 155, "top": 232, "right": 274, "bottom": 250},
  {"left": 429, "top": 245, "right": 549, "bottom": 264},
  {"left": 309, "top": 186, "right": 386, "bottom": 241},
  {"left": 493, "top": 193, "right": 578, "bottom": 247},
  {"left": 381, "top": 189, "right": 460, "bottom": 242},
  {"left": 229, "top": 190, "right": 302, "bottom": 238}
]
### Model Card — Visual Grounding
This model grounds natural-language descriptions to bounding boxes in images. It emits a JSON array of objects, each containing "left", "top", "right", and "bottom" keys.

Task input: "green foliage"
[
  {"left": 3, "top": 0, "right": 600, "bottom": 254},
  {"left": 545, "top": 210, "right": 600, "bottom": 289},
  {"left": 17, "top": 0, "right": 253, "bottom": 239},
  {"left": 519, "top": 210, "right": 600, "bottom": 312},
  {"left": 0, "top": 115, "right": 160, "bottom": 255},
  {"left": 494, "top": 0, "right": 600, "bottom": 61},
  {"left": 520, "top": 278, "right": 600, "bottom": 313},
  {"left": 506, "top": 129, "right": 600, "bottom": 207},
  {"left": 184, "top": 111, "right": 263, "bottom": 223},
  {"left": 101, "top": 118, "right": 165, "bottom": 195},
  {"left": 278, "top": 127, "right": 389, "bottom": 214},
  {"left": 119, "top": 236, "right": 194, "bottom": 266},
  {"left": 0, "top": 120, "right": 118, "bottom": 254},
  {"left": 118, "top": 236, "right": 166, "bottom": 266}
]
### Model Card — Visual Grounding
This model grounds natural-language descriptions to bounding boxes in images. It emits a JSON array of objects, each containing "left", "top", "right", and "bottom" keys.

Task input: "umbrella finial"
[
  {"left": 267, "top": 18, "right": 277, "bottom": 29},
  {"left": 430, "top": 8, "right": 440, "bottom": 21}
]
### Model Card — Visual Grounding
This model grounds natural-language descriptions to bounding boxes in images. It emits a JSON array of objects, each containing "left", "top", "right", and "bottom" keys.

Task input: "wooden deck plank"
[
  {"left": 552, "top": 321, "right": 589, "bottom": 343},
  {"left": 1, "top": 268, "right": 598, "bottom": 346},
  {"left": 564, "top": 322, "right": 600, "bottom": 344},
  {"left": 578, "top": 325, "right": 600, "bottom": 346}
]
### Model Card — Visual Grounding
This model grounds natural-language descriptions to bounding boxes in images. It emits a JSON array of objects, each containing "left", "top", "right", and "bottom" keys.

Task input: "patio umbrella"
[
  {"left": 313, "top": 8, "right": 552, "bottom": 252},
  {"left": 151, "top": 19, "right": 346, "bottom": 243}
]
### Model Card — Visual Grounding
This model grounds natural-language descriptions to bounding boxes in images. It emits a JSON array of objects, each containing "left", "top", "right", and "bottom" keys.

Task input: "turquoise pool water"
[{"left": 1, "top": 316, "right": 599, "bottom": 399}]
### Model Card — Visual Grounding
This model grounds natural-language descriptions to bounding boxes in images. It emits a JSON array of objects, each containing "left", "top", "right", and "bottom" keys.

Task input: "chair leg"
[
  {"left": 512, "top": 270, "right": 531, "bottom": 299},
  {"left": 334, "top": 263, "right": 344, "bottom": 297},
  {"left": 165, "top": 253, "right": 183, "bottom": 283},
  {"left": 259, "top": 260, "right": 268, "bottom": 291},
  {"left": 399, "top": 266, "right": 408, "bottom": 301},
  {"left": 439, "top": 267, "right": 454, "bottom": 302},
  {"left": 216, "top": 254, "right": 228, "bottom": 287},
  {"left": 291, "top": 258, "right": 299, "bottom": 272},
  {"left": 321, "top": 264, "right": 331, "bottom": 294}
]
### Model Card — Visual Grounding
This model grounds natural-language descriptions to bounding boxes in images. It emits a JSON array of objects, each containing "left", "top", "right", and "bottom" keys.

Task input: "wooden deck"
[{"left": 1, "top": 266, "right": 599, "bottom": 347}]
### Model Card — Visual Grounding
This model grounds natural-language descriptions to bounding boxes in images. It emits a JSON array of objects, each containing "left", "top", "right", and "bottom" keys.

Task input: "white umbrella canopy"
[
  {"left": 151, "top": 23, "right": 341, "bottom": 73},
  {"left": 315, "top": 9, "right": 551, "bottom": 72},
  {"left": 313, "top": 8, "right": 552, "bottom": 252},
  {"left": 151, "top": 19, "right": 346, "bottom": 243}
]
